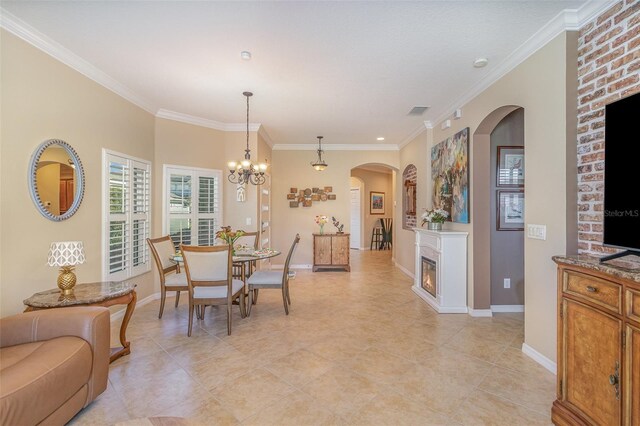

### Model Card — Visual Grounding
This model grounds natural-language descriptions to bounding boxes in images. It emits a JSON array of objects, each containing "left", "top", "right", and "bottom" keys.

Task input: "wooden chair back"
[
  {"left": 235, "top": 232, "right": 259, "bottom": 250},
  {"left": 282, "top": 234, "right": 300, "bottom": 283},
  {"left": 147, "top": 236, "right": 179, "bottom": 281}
]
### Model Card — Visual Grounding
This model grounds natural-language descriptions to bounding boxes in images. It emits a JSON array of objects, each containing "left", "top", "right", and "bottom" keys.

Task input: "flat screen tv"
[{"left": 601, "top": 92, "right": 640, "bottom": 262}]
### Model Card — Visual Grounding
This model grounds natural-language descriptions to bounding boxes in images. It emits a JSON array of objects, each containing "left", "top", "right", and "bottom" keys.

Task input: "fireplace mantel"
[{"left": 412, "top": 228, "right": 468, "bottom": 313}]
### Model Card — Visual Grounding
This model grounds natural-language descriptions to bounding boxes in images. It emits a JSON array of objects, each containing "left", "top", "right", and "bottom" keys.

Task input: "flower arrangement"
[
  {"left": 215, "top": 226, "right": 245, "bottom": 245},
  {"left": 315, "top": 215, "right": 328, "bottom": 234},
  {"left": 421, "top": 208, "right": 449, "bottom": 225},
  {"left": 331, "top": 216, "right": 344, "bottom": 233}
]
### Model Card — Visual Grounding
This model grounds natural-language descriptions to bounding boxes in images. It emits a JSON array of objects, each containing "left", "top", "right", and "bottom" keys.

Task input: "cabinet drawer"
[
  {"left": 563, "top": 270, "right": 621, "bottom": 314},
  {"left": 627, "top": 289, "right": 640, "bottom": 324}
]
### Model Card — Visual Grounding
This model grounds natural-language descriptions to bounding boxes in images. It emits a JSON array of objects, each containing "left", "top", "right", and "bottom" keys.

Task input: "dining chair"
[
  {"left": 147, "top": 235, "right": 188, "bottom": 319},
  {"left": 180, "top": 244, "right": 246, "bottom": 336},
  {"left": 246, "top": 234, "right": 300, "bottom": 316},
  {"left": 232, "top": 231, "right": 259, "bottom": 281}
]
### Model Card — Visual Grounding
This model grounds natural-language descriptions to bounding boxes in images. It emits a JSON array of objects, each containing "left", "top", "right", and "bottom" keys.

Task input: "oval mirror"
[{"left": 29, "top": 139, "right": 85, "bottom": 221}]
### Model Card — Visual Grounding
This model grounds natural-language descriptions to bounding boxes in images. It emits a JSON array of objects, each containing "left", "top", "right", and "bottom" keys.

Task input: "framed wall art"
[
  {"left": 370, "top": 191, "right": 385, "bottom": 215},
  {"left": 497, "top": 146, "right": 524, "bottom": 187},
  {"left": 431, "top": 127, "right": 469, "bottom": 223},
  {"left": 497, "top": 189, "right": 524, "bottom": 231}
]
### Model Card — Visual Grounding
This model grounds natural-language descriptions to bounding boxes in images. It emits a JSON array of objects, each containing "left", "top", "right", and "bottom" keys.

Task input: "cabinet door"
[
  {"left": 627, "top": 324, "right": 640, "bottom": 426},
  {"left": 331, "top": 235, "right": 349, "bottom": 265},
  {"left": 314, "top": 236, "right": 332, "bottom": 265},
  {"left": 562, "top": 298, "right": 622, "bottom": 425}
]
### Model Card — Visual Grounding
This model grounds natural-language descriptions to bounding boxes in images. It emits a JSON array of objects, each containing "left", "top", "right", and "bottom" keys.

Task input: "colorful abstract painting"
[{"left": 431, "top": 127, "right": 470, "bottom": 223}]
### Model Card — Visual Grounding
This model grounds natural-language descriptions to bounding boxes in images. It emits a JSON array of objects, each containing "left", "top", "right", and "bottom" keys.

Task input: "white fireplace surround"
[{"left": 412, "top": 228, "right": 468, "bottom": 313}]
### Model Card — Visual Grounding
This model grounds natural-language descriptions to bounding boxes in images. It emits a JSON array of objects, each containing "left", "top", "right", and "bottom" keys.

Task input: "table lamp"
[{"left": 47, "top": 241, "right": 85, "bottom": 294}]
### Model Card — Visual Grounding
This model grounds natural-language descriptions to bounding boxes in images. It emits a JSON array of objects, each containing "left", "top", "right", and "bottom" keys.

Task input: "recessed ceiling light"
[
  {"left": 377, "top": 137, "right": 385, "bottom": 141},
  {"left": 240, "top": 51, "right": 252, "bottom": 61},
  {"left": 473, "top": 57, "right": 488, "bottom": 68}
]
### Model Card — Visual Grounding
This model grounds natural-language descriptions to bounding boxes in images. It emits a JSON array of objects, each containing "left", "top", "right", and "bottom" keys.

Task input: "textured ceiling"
[{"left": 2, "top": 1, "right": 590, "bottom": 146}]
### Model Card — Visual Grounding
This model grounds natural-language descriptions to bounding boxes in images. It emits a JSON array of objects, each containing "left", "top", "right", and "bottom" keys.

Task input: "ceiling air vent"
[{"left": 408, "top": 106, "right": 430, "bottom": 116}]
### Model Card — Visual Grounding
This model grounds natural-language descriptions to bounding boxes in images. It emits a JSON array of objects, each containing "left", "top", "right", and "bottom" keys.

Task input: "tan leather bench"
[{"left": 0, "top": 306, "right": 110, "bottom": 425}]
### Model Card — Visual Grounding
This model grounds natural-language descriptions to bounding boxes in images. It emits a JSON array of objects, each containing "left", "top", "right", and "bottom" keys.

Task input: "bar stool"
[
  {"left": 380, "top": 218, "right": 393, "bottom": 250},
  {"left": 370, "top": 226, "right": 383, "bottom": 250}
]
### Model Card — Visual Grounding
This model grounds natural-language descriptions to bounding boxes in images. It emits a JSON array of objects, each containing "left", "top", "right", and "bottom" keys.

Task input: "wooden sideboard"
[
  {"left": 552, "top": 256, "right": 640, "bottom": 426},
  {"left": 313, "top": 233, "right": 350, "bottom": 272}
]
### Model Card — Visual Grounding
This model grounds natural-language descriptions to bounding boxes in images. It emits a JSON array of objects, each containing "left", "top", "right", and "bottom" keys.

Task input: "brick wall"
[
  {"left": 577, "top": 0, "right": 640, "bottom": 255},
  {"left": 402, "top": 164, "right": 417, "bottom": 230}
]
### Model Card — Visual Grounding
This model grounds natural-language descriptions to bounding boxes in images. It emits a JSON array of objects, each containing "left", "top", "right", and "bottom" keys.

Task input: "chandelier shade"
[
  {"left": 311, "top": 136, "right": 328, "bottom": 171},
  {"left": 227, "top": 91, "right": 267, "bottom": 185}
]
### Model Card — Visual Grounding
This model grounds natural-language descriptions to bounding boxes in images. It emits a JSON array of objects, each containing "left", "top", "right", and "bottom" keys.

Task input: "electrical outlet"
[
  {"left": 246, "top": 217, "right": 252, "bottom": 226},
  {"left": 504, "top": 278, "right": 511, "bottom": 289}
]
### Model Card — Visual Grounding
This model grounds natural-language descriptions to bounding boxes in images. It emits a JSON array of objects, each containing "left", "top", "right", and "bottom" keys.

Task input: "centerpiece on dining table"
[{"left": 215, "top": 226, "right": 246, "bottom": 254}]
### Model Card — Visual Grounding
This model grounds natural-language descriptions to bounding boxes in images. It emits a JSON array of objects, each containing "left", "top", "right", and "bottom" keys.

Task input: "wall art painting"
[
  {"left": 431, "top": 127, "right": 470, "bottom": 223},
  {"left": 370, "top": 191, "right": 385, "bottom": 215}
]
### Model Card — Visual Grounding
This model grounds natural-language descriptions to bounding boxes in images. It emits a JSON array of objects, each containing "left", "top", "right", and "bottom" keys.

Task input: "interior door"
[{"left": 350, "top": 188, "right": 360, "bottom": 249}]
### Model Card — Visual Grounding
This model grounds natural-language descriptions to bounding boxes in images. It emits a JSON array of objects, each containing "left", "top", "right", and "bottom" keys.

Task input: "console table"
[
  {"left": 24, "top": 281, "right": 137, "bottom": 363},
  {"left": 412, "top": 228, "right": 468, "bottom": 313},
  {"left": 313, "top": 233, "right": 350, "bottom": 272}
]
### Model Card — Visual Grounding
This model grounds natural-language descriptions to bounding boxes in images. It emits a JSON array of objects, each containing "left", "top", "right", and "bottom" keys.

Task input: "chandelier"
[
  {"left": 311, "top": 136, "right": 328, "bottom": 171},
  {"left": 227, "top": 91, "right": 267, "bottom": 185}
]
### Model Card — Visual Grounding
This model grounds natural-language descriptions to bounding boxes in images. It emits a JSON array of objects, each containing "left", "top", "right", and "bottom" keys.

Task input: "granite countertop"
[
  {"left": 553, "top": 254, "right": 640, "bottom": 283},
  {"left": 24, "top": 281, "right": 137, "bottom": 308}
]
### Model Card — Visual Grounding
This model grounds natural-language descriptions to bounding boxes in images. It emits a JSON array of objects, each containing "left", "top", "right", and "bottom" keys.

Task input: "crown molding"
[
  {"left": 257, "top": 125, "right": 275, "bottom": 148},
  {"left": 272, "top": 143, "right": 399, "bottom": 151},
  {"left": 431, "top": 0, "right": 613, "bottom": 127},
  {"left": 0, "top": 8, "right": 157, "bottom": 114},
  {"left": 398, "top": 124, "right": 428, "bottom": 149},
  {"left": 155, "top": 109, "right": 260, "bottom": 132}
]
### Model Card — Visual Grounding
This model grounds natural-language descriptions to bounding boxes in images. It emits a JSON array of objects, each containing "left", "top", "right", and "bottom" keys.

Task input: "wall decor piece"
[
  {"left": 299, "top": 190, "right": 304, "bottom": 196},
  {"left": 328, "top": 194, "right": 336, "bottom": 200},
  {"left": 320, "top": 193, "right": 328, "bottom": 201},
  {"left": 402, "top": 164, "right": 418, "bottom": 230},
  {"left": 287, "top": 185, "right": 337, "bottom": 207},
  {"left": 311, "top": 194, "right": 320, "bottom": 201},
  {"left": 312, "top": 187, "right": 319, "bottom": 193},
  {"left": 236, "top": 183, "right": 247, "bottom": 202},
  {"left": 287, "top": 193, "right": 296, "bottom": 200},
  {"left": 497, "top": 146, "right": 524, "bottom": 187},
  {"left": 431, "top": 127, "right": 470, "bottom": 223},
  {"left": 290, "top": 187, "right": 297, "bottom": 194},
  {"left": 297, "top": 196, "right": 305, "bottom": 203},
  {"left": 302, "top": 200, "right": 312, "bottom": 207},
  {"left": 324, "top": 186, "right": 333, "bottom": 193},
  {"left": 289, "top": 201, "right": 299, "bottom": 208},
  {"left": 304, "top": 188, "right": 312, "bottom": 196},
  {"left": 497, "top": 189, "right": 524, "bottom": 231},
  {"left": 370, "top": 191, "right": 385, "bottom": 215}
]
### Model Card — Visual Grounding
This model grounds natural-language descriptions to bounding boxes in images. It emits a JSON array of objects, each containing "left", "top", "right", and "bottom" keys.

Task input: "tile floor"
[{"left": 71, "top": 250, "right": 555, "bottom": 425}]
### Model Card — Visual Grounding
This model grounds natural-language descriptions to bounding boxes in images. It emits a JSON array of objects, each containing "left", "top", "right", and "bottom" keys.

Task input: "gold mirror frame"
[{"left": 28, "top": 139, "right": 85, "bottom": 221}]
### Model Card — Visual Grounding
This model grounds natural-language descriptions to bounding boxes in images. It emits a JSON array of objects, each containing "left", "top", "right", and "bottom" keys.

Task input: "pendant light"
[
  {"left": 311, "top": 136, "right": 328, "bottom": 171},
  {"left": 227, "top": 91, "right": 267, "bottom": 185}
]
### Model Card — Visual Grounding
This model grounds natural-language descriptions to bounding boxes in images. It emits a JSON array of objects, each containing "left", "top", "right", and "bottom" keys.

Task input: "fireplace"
[{"left": 421, "top": 256, "right": 437, "bottom": 298}]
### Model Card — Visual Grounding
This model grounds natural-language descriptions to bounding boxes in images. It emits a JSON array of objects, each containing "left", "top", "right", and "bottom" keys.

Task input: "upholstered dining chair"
[
  {"left": 147, "top": 235, "right": 188, "bottom": 318},
  {"left": 232, "top": 231, "right": 259, "bottom": 281},
  {"left": 180, "top": 244, "right": 246, "bottom": 336},
  {"left": 246, "top": 234, "right": 300, "bottom": 316}
]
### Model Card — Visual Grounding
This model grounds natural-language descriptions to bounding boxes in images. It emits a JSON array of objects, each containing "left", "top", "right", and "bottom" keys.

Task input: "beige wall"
[
  {"left": 350, "top": 168, "right": 393, "bottom": 249},
  {"left": 0, "top": 30, "right": 155, "bottom": 316},
  {"left": 271, "top": 150, "right": 398, "bottom": 267},
  {"left": 400, "top": 32, "right": 575, "bottom": 362},
  {"left": 395, "top": 130, "right": 431, "bottom": 276}
]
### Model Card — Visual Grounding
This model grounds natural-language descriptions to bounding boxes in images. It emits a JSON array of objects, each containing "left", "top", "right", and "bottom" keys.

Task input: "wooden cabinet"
[
  {"left": 313, "top": 233, "right": 350, "bottom": 272},
  {"left": 553, "top": 257, "right": 640, "bottom": 426}
]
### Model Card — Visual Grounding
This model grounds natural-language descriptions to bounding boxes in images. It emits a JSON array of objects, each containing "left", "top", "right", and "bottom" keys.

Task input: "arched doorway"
[{"left": 472, "top": 105, "right": 524, "bottom": 312}]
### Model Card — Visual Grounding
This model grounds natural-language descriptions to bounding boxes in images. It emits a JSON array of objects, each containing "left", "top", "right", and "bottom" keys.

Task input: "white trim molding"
[
  {"left": 468, "top": 308, "right": 493, "bottom": 317},
  {"left": 110, "top": 292, "right": 160, "bottom": 323},
  {"left": 394, "top": 260, "right": 415, "bottom": 279},
  {"left": 271, "top": 263, "right": 313, "bottom": 270},
  {"left": 272, "top": 143, "right": 399, "bottom": 151},
  {"left": 491, "top": 304, "right": 525, "bottom": 313},
  {"left": 0, "top": 8, "right": 157, "bottom": 114},
  {"left": 156, "top": 109, "right": 260, "bottom": 132},
  {"left": 522, "top": 343, "right": 557, "bottom": 375},
  {"left": 258, "top": 125, "right": 275, "bottom": 148}
]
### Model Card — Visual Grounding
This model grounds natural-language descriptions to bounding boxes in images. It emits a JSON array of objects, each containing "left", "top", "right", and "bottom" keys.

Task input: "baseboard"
[
  {"left": 110, "top": 292, "right": 160, "bottom": 323},
  {"left": 271, "top": 263, "right": 313, "bottom": 270},
  {"left": 468, "top": 308, "right": 493, "bottom": 317},
  {"left": 491, "top": 304, "right": 525, "bottom": 313},
  {"left": 522, "top": 343, "right": 557, "bottom": 375},
  {"left": 394, "top": 261, "right": 415, "bottom": 279}
]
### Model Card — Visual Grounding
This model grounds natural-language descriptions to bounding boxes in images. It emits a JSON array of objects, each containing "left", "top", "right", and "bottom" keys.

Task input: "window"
[
  {"left": 103, "top": 150, "right": 151, "bottom": 281},
  {"left": 163, "top": 165, "right": 222, "bottom": 249}
]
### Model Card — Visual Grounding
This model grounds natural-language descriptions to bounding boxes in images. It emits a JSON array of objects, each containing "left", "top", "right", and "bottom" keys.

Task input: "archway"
[{"left": 472, "top": 105, "right": 524, "bottom": 311}]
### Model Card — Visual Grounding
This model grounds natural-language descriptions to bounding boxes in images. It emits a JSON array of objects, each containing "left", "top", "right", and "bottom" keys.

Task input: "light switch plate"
[
  {"left": 527, "top": 224, "right": 546, "bottom": 240},
  {"left": 246, "top": 217, "right": 252, "bottom": 226}
]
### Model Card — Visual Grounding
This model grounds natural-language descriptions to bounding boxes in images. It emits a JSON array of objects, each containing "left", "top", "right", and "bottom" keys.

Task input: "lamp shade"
[{"left": 47, "top": 241, "right": 86, "bottom": 267}]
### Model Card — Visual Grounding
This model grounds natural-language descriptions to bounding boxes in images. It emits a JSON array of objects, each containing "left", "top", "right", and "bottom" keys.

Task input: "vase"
[
  {"left": 427, "top": 222, "right": 442, "bottom": 231},
  {"left": 319, "top": 224, "right": 324, "bottom": 235}
]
